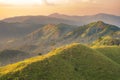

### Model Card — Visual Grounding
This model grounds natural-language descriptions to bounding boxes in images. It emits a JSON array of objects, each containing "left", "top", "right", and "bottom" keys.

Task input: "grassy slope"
[
  {"left": 0, "top": 43, "right": 120, "bottom": 80},
  {"left": 95, "top": 46, "right": 120, "bottom": 64}
]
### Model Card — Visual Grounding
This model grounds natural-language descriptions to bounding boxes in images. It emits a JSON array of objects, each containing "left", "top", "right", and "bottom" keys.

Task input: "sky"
[{"left": 0, "top": 0, "right": 120, "bottom": 19}]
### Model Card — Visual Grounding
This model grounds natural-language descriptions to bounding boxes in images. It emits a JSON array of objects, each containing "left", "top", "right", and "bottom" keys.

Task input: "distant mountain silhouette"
[
  {"left": 2, "top": 13, "right": 120, "bottom": 27},
  {"left": 0, "top": 21, "right": 43, "bottom": 43},
  {"left": 2, "top": 15, "right": 77, "bottom": 25},
  {"left": 49, "top": 13, "right": 120, "bottom": 27},
  {"left": 1, "top": 13, "right": 119, "bottom": 44}
]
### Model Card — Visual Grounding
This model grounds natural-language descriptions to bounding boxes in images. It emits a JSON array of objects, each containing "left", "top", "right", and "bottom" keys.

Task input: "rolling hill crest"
[{"left": 0, "top": 43, "right": 120, "bottom": 80}]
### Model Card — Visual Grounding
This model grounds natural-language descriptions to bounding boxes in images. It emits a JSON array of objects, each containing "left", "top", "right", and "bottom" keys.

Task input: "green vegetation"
[
  {"left": 95, "top": 46, "right": 120, "bottom": 64},
  {"left": 71, "top": 21, "right": 120, "bottom": 38},
  {"left": 4, "top": 21, "right": 120, "bottom": 55},
  {"left": 0, "top": 43, "right": 120, "bottom": 80},
  {"left": 64, "top": 21, "right": 120, "bottom": 43},
  {"left": 0, "top": 21, "right": 120, "bottom": 80}
]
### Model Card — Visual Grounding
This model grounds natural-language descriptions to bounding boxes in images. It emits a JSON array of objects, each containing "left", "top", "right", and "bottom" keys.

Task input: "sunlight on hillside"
[{"left": 0, "top": 43, "right": 79, "bottom": 76}]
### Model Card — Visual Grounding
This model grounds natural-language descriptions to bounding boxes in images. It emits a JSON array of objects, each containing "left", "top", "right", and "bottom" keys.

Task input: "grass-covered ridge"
[
  {"left": 0, "top": 43, "right": 120, "bottom": 80},
  {"left": 95, "top": 46, "right": 120, "bottom": 64}
]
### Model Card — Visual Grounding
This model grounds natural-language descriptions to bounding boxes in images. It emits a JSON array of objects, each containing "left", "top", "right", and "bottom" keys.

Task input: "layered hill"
[
  {"left": 25, "top": 23, "right": 76, "bottom": 42},
  {"left": 49, "top": 13, "right": 120, "bottom": 27},
  {"left": 2, "top": 16, "right": 77, "bottom": 25},
  {"left": 0, "top": 43, "right": 120, "bottom": 80},
  {"left": 1, "top": 13, "right": 119, "bottom": 44},
  {"left": 0, "top": 21, "right": 119, "bottom": 67},
  {"left": 2, "top": 13, "right": 120, "bottom": 27},
  {"left": 0, "top": 21, "right": 43, "bottom": 44},
  {"left": 63, "top": 21, "right": 120, "bottom": 43},
  {"left": 5, "top": 23, "right": 77, "bottom": 53},
  {"left": 4, "top": 21, "right": 120, "bottom": 54}
]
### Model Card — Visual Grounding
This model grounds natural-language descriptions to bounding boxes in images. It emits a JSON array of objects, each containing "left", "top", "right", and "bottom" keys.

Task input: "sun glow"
[
  {"left": 0, "top": 0, "right": 68, "bottom": 5},
  {"left": 0, "top": 0, "right": 43, "bottom": 5},
  {"left": 0, "top": 0, "right": 119, "bottom": 19}
]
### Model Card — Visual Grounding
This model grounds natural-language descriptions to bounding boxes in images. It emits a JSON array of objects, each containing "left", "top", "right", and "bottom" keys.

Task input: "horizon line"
[{"left": 1, "top": 13, "right": 120, "bottom": 20}]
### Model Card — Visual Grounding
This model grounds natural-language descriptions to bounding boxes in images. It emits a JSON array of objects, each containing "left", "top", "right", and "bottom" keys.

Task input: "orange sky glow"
[{"left": 0, "top": 0, "right": 120, "bottom": 19}]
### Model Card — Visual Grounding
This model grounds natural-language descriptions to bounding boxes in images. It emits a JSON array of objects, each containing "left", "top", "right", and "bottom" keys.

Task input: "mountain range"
[
  {"left": 0, "top": 20, "right": 119, "bottom": 67},
  {"left": 0, "top": 21, "right": 43, "bottom": 43},
  {"left": 0, "top": 13, "right": 120, "bottom": 44},
  {"left": 0, "top": 13, "right": 120, "bottom": 80},
  {"left": 49, "top": 13, "right": 120, "bottom": 26},
  {"left": 2, "top": 21, "right": 119, "bottom": 54},
  {"left": 2, "top": 13, "right": 120, "bottom": 26}
]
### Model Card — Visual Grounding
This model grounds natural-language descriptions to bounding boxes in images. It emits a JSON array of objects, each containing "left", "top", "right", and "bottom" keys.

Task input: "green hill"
[
  {"left": 6, "top": 23, "right": 77, "bottom": 54},
  {"left": 95, "top": 46, "right": 120, "bottom": 64},
  {"left": 64, "top": 21, "right": 120, "bottom": 43},
  {"left": 0, "top": 43, "right": 120, "bottom": 80}
]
